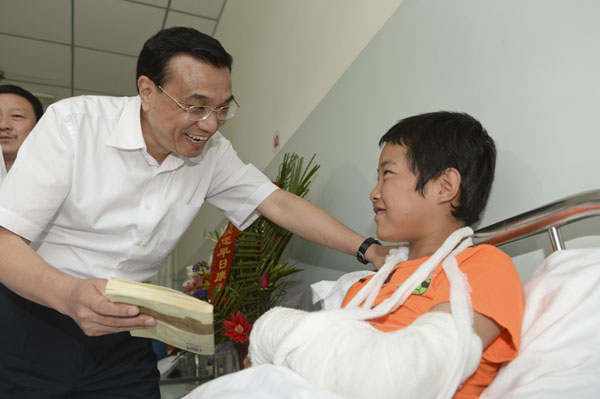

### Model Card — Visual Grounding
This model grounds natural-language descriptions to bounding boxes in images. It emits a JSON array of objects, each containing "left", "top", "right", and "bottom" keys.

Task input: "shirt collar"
[
  {"left": 105, "top": 96, "right": 146, "bottom": 150},
  {"left": 105, "top": 95, "right": 209, "bottom": 167}
]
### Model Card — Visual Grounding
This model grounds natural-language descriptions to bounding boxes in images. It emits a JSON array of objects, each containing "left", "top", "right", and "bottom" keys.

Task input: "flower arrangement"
[
  {"left": 182, "top": 260, "right": 210, "bottom": 299},
  {"left": 182, "top": 152, "right": 320, "bottom": 346}
]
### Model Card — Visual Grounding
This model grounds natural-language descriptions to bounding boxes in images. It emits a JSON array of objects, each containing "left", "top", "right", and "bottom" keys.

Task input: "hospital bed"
[
  {"left": 478, "top": 189, "right": 600, "bottom": 398},
  {"left": 182, "top": 189, "right": 600, "bottom": 399}
]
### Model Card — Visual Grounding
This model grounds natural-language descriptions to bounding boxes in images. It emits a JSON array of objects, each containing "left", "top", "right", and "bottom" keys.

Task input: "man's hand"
[
  {"left": 61, "top": 278, "right": 156, "bottom": 336},
  {"left": 0, "top": 227, "right": 155, "bottom": 336},
  {"left": 366, "top": 243, "right": 395, "bottom": 269},
  {"left": 258, "top": 190, "right": 399, "bottom": 269}
]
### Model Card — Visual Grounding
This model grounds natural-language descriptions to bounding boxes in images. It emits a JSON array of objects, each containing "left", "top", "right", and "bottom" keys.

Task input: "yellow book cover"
[{"left": 105, "top": 278, "right": 214, "bottom": 355}]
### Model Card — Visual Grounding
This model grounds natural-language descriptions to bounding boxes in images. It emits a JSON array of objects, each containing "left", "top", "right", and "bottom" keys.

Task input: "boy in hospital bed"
[
  {"left": 193, "top": 112, "right": 524, "bottom": 399},
  {"left": 338, "top": 111, "right": 524, "bottom": 397}
]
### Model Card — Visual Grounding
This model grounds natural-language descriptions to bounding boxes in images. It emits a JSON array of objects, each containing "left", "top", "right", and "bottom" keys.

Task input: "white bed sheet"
[
  {"left": 482, "top": 248, "right": 600, "bottom": 398},
  {"left": 185, "top": 248, "right": 600, "bottom": 399},
  {"left": 183, "top": 364, "right": 344, "bottom": 399}
]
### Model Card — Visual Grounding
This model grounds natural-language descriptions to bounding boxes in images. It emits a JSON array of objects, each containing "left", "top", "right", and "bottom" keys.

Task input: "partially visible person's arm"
[
  {"left": 0, "top": 227, "right": 155, "bottom": 335},
  {"left": 257, "top": 189, "right": 390, "bottom": 268}
]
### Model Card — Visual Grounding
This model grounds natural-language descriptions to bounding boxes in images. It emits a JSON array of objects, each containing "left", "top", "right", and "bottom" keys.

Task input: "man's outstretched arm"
[{"left": 257, "top": 189, "right": 389, "bottom": 268}]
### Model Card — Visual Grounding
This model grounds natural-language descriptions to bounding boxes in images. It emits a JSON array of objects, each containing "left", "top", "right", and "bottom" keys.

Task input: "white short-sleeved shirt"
[
  {"left": 0, "top": 144, "right": 6, "bottom": 185},
  {"left": 0, "top": 95, "right": 277, "bottom": 282}
]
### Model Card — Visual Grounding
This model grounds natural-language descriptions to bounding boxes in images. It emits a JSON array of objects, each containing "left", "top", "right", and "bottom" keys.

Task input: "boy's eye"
[{"left": 12, "top": 114, "right": 24, "bottom": 119}]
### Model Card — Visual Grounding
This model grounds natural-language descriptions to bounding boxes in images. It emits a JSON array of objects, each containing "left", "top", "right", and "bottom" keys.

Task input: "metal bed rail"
[{"left": 473, "top": 189, "right": 600, "bottom": 251}]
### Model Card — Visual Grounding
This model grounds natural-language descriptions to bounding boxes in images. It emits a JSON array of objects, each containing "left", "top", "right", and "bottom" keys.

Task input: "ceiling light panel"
[
  {"left": 131, "top": 0, "right": 169, "bottom": 7},
  {"left": 164, "top": 11, "right": 216, "bottom": 36},
  {"left": 74, "top": 0, "right": 163, "bottom": 55},
  {"left": 0, "top": 35, "right": 71, "bottom": 86},
  {"left": 170, "top": 0, "right": 224, "bottom": 19},
  {"left": 74, "top": 47, "right": 137, "bottom": 95},
  {"left": 0, "top": 0, "right": 71, "bottom": 43}
]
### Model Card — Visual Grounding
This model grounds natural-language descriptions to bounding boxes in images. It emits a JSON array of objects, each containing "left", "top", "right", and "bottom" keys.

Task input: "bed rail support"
[{"left": 548, "top": 226, "right": 565, "bottom": 251}]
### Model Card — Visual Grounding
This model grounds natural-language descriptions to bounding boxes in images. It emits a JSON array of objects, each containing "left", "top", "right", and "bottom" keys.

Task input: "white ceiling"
[{"left": 0, "top": 0, "right": 227, "bottom": 108}]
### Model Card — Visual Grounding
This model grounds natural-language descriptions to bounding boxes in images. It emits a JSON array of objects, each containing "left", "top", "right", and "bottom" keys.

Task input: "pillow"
[{"left": 481, "top": 248, "right": 600, "bottom": 399}]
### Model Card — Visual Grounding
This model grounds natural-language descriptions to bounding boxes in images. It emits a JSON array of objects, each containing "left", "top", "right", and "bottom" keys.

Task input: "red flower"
[
  {"left": 260, "top": 271, "right": 270, "bottom": 288},
  {"left": 223, "top": 311, "right": 253, "bottom": 343}
]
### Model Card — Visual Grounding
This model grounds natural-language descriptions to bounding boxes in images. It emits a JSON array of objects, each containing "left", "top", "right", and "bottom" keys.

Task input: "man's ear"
[
  {"left": 138, "top": 75, "right": 154, "bottom": 113},
  {"left": 436, "top": 167, "right": 461, "bottom": 205}
]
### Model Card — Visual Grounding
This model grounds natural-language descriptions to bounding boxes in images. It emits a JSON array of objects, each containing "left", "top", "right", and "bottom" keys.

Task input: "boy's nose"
[{"left": 370, "top": 184, "right": 380, "bottom": 202}]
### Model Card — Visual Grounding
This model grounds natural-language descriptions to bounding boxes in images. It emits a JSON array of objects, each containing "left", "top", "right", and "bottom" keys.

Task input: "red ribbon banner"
[{"left": 208, "top": 222, "right": 242, "bottom": 302}]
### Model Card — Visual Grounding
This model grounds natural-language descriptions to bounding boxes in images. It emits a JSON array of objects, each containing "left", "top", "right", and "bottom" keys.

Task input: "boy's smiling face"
[{"left": 370, "top": 143, "right": 438, "bottom": 246}]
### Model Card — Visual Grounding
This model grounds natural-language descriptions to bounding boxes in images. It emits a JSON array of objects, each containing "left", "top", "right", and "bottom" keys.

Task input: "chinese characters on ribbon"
[{"left": 208, "top": 222, "right": 242, "bottom": 301}]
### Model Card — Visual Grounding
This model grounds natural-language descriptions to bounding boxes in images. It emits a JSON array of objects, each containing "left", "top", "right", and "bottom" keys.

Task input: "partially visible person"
[{"left": 0, "top": 84, "right": 44, "bottom": 181}]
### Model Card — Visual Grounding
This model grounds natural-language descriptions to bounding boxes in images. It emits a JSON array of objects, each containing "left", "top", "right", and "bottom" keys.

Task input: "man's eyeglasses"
[{"left": 158, "top": 86, "right": 239, "bottom": 122}]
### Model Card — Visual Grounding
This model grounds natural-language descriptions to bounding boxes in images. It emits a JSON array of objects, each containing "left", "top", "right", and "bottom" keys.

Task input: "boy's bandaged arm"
[
  {"left": 249, "top": 306, "right": 488, "bottom": 399},
  {"left": 432, "top": 301, "right": 501, "bottom": 349}
]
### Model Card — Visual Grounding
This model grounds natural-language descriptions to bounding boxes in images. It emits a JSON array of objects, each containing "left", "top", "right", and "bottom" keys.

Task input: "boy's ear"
[{"left": 436, "top": 167, "right": 461, "bottom": 205}]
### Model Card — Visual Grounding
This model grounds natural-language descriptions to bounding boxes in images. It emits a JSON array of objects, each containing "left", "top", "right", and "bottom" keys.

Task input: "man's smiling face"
[{"left": 139, "top": 53, "right": 233, "bottom": 164}]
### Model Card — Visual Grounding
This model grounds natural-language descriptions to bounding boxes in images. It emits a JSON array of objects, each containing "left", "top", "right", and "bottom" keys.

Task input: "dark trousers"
[{"left": 0, "top": 283, "right": 160, "bottom": 399}]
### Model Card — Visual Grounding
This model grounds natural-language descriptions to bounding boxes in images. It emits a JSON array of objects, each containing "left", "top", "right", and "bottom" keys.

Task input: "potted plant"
[{"left": 182, "top": 152, "right": 320, "bottom": 366}]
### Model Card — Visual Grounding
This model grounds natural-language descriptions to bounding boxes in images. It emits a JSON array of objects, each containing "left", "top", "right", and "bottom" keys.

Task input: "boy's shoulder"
[
  {"left": 458, "top": 244, "right": 521, "bottom": 285},
  {"left": 459, "top": 244, "right": 512, "bottom": 263}
]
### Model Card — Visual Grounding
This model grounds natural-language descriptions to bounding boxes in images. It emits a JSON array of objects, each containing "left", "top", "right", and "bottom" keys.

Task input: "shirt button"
[
  {"left": 136, "top": 239, "right": 143, "bottom": 246},
  {"left": 118, "top": 265, "right": 125, "bottom": 270},
  {"left": 145, "top": 204, "right": 151, "bottom": 211}
]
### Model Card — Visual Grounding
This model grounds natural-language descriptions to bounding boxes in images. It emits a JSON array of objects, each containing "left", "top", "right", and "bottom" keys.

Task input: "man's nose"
[
  {"left": 196, "top": 112, "right": 219, "bottom": 133},
  {"left": 0, "top": 114, "right": 11, "bottom": 130}
]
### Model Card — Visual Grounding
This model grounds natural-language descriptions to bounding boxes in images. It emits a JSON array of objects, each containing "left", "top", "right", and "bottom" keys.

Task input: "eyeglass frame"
[{"left": 157, "top": 85, "right": 240, "bottom": 122}]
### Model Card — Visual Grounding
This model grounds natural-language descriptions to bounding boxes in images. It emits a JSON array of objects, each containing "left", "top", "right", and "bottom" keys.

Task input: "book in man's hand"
[{"left": 105, "top": 278, "right": 214, "bottom": 355}]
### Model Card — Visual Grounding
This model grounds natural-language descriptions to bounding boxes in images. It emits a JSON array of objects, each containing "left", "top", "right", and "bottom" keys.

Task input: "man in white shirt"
[{"left": 0, "top": 27, "right": 387, "bottom": 398}]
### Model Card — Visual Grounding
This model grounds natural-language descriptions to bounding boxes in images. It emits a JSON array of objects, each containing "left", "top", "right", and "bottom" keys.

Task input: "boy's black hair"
[
  {"left": 136, "top": 26, "right": 233, "bottom": 90},
  {"left": 0, "top": 84, "right": 44, "bottom": 121},
  {"left": 379, "top": 111, "right": 496, "bottom": 226}
]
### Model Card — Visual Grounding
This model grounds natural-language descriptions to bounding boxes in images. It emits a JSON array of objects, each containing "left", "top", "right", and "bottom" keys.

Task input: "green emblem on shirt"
[{"left": 412, "top": 278, "right": 431, "bottom": 295}]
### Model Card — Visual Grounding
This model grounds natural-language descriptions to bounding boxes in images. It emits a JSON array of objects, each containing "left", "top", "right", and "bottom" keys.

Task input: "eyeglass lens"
[{"left": 187, "top": 103, "right": 238, "bottom": 121}]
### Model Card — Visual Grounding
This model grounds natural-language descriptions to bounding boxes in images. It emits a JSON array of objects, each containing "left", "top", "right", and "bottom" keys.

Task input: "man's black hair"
[
  {"left": 136, "top": 26, "right": 233, "bottom": 90},
  {"left": 379, "top": 111, "right": 496, "bottom": 226},
  {"left": 0, "top": 84, "right": 44, "bottom": 121}
]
